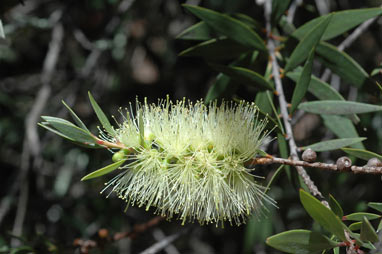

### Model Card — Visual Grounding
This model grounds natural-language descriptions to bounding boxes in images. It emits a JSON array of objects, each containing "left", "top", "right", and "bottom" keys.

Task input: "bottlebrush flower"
[
  {"left": 40, "top": 95, "right": 275, "bottom": 226},
  {"left": 102, "top": 98, "right": 274, "bottom": 226}
]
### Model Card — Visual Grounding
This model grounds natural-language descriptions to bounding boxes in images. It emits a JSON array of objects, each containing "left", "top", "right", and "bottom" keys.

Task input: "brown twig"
[
  {"left": 73, "top": 216, "right": 165, "bottom": 254},
  {"left": 249, "top": 156, "right": 382, "bottom": 174}
]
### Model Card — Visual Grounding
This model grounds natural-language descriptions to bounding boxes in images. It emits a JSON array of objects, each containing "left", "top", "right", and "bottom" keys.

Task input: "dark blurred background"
[{"left": 1, "top": 0, "right": 382, "bottom": 253}]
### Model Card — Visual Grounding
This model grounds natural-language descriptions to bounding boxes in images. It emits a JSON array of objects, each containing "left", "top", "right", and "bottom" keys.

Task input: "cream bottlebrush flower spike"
[{"left": 40, "top": 94, "right": 275, "bottom": 226}]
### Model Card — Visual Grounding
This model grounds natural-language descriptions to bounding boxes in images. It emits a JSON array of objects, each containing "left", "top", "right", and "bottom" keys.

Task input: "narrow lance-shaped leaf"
[
  {"left": 209, "top": 64, "right": 274, "bottom": 91},
  {"left": 81, "top": 159, "right": 126, "bottom": 181},
  {"left": 41, "top": 116, "right": 97, "bottom": 144},
  {"left": 179, "top": 38, "right": 251, "bottom": 59},
  {"left": 176, "top": 21, "right": 214, "bottom": 41},
  {"left": 287, "top": 71, "right": 360, "bottom": 123},
  {"left": 299, "top": 100, "right": 382, "bottom": 115},
  {"left": 316, "top": 42, "right": 371, "bottom": 88},
  {"left": 299, "top": 189, "right": 348, "bottom": 241},
  {"left": 341, "top": 148, "right": 382, "bottom": 161},
  {"left": 329, "top": 194, "right": 344, "bottom": 218},
  {"left": 88, "top": 92, "right": 116, "bottom": 136},
  {"left": 62, "top": 100, "right": 90, "bottom": 132},
  {"left": 266, "top": 229, "right": 338, "bottom": 254},
  {"left": 182, "top": 4, "right": 266, "bottom": 51},
  {"left": 204, "top": 73, "right": 233, "bottom": 104},
  {"left": 271, "top": 0, "right": 291, "bottom": 25},
  {"left": 360, "top": 217, "right": 379, "bottom": 242},
  {"left": 302, "top": 137, "right": 366, "bottom": 152},
  {"left": 290, "top": 48, "right": 314, "bottom": 113},
  {"left": 349, "top": 222, "right": 363, "bottom": 231},
  {"left": 343, "top": 212, "right": 381, "bottom": 221},
  {"left": 322, "top": 115, "right": 364, "bottom": 149},
  {"left": 293, "top": 8, "right": 382, "bottom": 41},
  {"left": 368, "top": 202, "right": 382, "bottom": 213},
  {"left": 284, "top": 14, "right": 332, "bottom": 72}
]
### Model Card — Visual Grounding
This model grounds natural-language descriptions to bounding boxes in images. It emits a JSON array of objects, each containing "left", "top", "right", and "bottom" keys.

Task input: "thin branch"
[
  {"left": 250, "top": 156, "right": 382, "bottom": 175},
  {"left": 74, "top": 216, "right": 165, "bottom": 254},
  {"left": 264, "top": 0, "right": 325, "bottom": 202},
  {"left": 286, "top": 0, "right": 302, "bottom": 24}
]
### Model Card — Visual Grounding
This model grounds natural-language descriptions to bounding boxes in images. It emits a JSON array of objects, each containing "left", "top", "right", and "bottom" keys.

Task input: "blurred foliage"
[{"left": 1, "top": 0, "right": 382, "bottom": 253}]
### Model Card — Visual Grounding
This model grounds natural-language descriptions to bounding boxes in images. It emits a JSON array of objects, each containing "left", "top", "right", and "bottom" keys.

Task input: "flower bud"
[
  {"left": 302, "top": 148, "right": 317, "bottom": 162},
  {"left": 366, "top": 157, "right": 382, "bottom": 167},
  {"left": 336, "top": 156, "right": 352, "bottom": 171},
  {"left": 112, "top": 150, "right": 125, "bottom": 162}
]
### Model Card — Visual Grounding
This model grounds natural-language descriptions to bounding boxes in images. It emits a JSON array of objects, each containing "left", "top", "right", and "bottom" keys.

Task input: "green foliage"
[
  {"left": 301, "top": 137, "right": 366, "bottom": 152},
  {"left": 81, "top": 159, "right": 126, "bottom": 181}
]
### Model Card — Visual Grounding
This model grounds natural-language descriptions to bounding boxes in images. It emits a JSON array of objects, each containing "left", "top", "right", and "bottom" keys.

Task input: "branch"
[
  {"left": 139, "top": 230, "right": 187, "bottom": 254},
  {"left": 264, "top": 0, "right": 325, "bottom": 202},
  {"left": 249, "top": 156, "right": 382, "bottom": 175}
]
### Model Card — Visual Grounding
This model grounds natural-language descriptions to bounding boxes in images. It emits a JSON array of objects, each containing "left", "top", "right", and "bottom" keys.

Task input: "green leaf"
[
  {"left": 176, "top": 21, "right": 214, "bottom": 41},
  {"left": 209, "top": 64, "right": 274, "bottom": 91},
  {"left": 302, "top": 138, "right": 366, "bottom": 152},
  {"left": 341, "top": 148, "right": 382, "bottom": 161},
  {"left": 88, "top": 92, "right": 116, "bottom": 136},
  {"left": 232, "top": 13, "right": 261, "bottom": 31},
  {"left": 287, "top": 72, "right": 360, "bottom": 123},
  {"left": 322, "top": 115, "right": 364, "bottom": 149},
  {"left": 62, "top": 100, "right": 90, "bottom": 132},
  {"left": 368, "top": 202, "right": 382, "bottom": 213},
  {"left": 344, "top": 212, "right": 381, "bottom": 221},
  {"left": 299, "top": 100, "right": 382, "bottom": 115},
  {"left": 329, "top": 194, "right": 343, "bottom": 218},
  {"left": 179, "top": 38, "right": 251, "bottom": 59},
  {"left": 204, "top": 73, "right": 233, "bottom": 103},
  {"left": 271, "top": 0, "right": 291, "bottom": 25},
  {"left": 81, "top": 159, "right": 126, "bottom": 181},
  {"left": 316, "top": 42, "right": 370, "bottom": 88},
  {"left": 255, "top": 91, "right": 273, "bottom": 114},
  {"left": 349, "top": 222, "right": 363, "bottom": 231},
  {"left": 378, "top": 219, "right": 382, "bottom": 232},
  {"left": 266, "top": 229, "right": 338, "bottom": 254},
  {"left": 361, "top": 217, "right": 379, "bottom": 242},
  {"left": 284, "top": 14, "right": 332, "bottom": 72},
  {"left": 293, "top": 8, "right": 382, "bottom": 41},
  {"left": 41, "top": 117, "right": 97, "bottom": 144},
  {"left": 277, "top": 132, "right": 291, "bottom": 181},
  {"left": 38, "top": 123, "right": 100, "bottom": 149},
  {"left": 182, "top": 4, "right": 266, "bottom": 51},
  {"left": 287, "top": 72, "right": 343, "bottom": 101},
  {"left": 290, "top": 48, "right": 314, "bottom": 113},
  {"left": 299, "top": 189, "right": 347, "bottom": 241}
]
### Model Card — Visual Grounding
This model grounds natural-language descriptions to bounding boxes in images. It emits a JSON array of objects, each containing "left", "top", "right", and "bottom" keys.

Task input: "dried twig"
[
  {"left": 73, "top": 216, "right": 165, "bottom": 254},
  {"left": 249, "top": 156, "right": 382, "bottom": 175},
  {"left": 139, "top": 229, "right": 187, "bottom": 254}
]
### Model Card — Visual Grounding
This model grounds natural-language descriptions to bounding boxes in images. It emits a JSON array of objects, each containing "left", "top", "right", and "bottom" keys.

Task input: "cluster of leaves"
[
  {"left": 267, "top": 190, "right": 382, "bottom": 253},
  {"left": 177, "top": 4, "right": 382, "bottom": 157},
  {"left": 39, "top": 92, "right": 128, "bottom": 181},
  {"left": 176, "top": 2, "right": 382, "bottom": 253}
]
